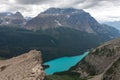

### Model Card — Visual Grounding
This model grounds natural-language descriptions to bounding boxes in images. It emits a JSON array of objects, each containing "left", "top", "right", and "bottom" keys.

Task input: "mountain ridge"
[
  {"left": 0, "top": 12, "right": 26, "bottom": 26},
  {"left": 25, "top": 8, "right": 98, "bottom": 33},
  {"left": 104, "top": 21, "right": 120, "bottom": 30},
  {"left": 25, "top": 7, "right": 120, "bottom": 37}
]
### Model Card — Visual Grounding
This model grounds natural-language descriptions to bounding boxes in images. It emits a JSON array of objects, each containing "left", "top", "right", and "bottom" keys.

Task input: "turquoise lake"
[{"left": 44, "top": 51, "right": 89, "bottom": 75}]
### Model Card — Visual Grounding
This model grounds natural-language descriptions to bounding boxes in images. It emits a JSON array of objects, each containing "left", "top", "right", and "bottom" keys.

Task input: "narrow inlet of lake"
[{"left": 44, "top": 51, "right": 89, "bottom": 75}]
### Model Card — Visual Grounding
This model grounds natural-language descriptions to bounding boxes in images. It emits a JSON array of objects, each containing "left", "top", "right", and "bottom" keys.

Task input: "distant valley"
[{"left": 104, "top": 21, "right": 120, "bottom": 30}]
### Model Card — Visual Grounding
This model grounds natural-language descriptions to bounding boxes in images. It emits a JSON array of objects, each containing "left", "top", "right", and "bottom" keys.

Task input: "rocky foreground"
[
  {"left": 0, "top": 50, "right": 45, "bottom": 80},
  {"left": 71, "top": 38, "right": 120, "bottom": 80}
]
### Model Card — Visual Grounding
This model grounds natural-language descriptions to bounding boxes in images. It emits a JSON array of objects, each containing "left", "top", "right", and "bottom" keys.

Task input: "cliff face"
[
  {"left": 0, "top": 50, "right": 45, "bottom": 80},
  {"left": 71, "top": 38, "right": 120, "bottom": 80}
]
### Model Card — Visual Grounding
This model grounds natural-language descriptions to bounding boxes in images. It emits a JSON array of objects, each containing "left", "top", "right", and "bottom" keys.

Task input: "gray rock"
[{"left": 0, "top": 50, "right": 45, "bottom": 80}]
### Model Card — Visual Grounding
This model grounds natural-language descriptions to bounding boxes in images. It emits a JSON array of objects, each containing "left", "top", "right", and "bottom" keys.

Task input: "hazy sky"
[{"left": 1, "top": 0, "right": 120, "bottom": 22}]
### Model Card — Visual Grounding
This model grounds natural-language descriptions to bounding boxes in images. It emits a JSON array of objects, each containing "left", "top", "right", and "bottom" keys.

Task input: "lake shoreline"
[{"left": 44, "top": 51, "right": 89, "bottom": 75}]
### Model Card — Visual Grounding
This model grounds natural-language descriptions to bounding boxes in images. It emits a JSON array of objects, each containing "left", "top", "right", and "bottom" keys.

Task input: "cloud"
[
  {"left": 83, "top": 0, "right": 120, "bottom": 22},
  {"left": 0, "top": 0, "right": 120, "bottom": 22},
  {"left": 15, "top": 0, "right": 49, "bottom": 5}
]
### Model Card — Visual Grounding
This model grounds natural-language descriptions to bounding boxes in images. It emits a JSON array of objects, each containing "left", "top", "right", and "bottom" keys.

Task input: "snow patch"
[
  {"left": 54, "top": 20, "right": 63, "bottom": 26},
  {"left": 7, "top": 13, "right": 12, "bottom": 16},
  {"left": 66, "top": 15, "right": 70, "bottom": 18}
]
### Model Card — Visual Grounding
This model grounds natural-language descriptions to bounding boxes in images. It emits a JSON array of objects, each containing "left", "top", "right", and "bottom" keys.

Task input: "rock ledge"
[{"left": 0, "top": 50, "right": 45, "bottom": 80}]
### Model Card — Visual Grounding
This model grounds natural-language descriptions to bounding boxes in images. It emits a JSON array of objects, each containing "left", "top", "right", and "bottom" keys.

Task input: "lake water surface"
[{"left": 44, "top": 51, "right": 89, "bottom": 75}]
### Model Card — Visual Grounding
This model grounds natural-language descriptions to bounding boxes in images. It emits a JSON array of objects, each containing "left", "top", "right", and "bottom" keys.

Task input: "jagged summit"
[
  {"left": 25, "top": 7, "right": 120, "bottom": 38},
  {"left": 13, "top": 11, "right": 24, "bottom": 19},
  {"left": 0, "top": 50, "right": 45, "bottom": 80},
  {"left": 25, "top": 7, "right": 98, "bottom": 33},
  {"left": 41, "top": 7, "right": 85, "bottom": 14},
  {"left": 0, "top": 11, "right": 26, "bottom": 26}
]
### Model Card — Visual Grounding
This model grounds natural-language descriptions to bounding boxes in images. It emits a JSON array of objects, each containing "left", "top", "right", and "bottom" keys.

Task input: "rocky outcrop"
[
  {"left": 103, "top": 58, "right": 120, "bottom": 80},
  {"left": 71, "top": 38, "right": 120, "bottom": 80},
  {"left": 0, "top": 50, "right": 45, "bottom": 80}
]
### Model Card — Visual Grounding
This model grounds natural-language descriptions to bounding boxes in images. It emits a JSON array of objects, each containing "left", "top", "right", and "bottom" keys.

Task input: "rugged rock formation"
[
  {"left": 103, "top": 58, "right": 120, "bottom": 80},
  {"left": 0, "top": 50, "right": 45, "bottom": 80},
  {"left": 71, "top": 38, "right": 120, "bottom": 80},
  {"left": 0, "top": 12, "right": 26, "bottom": 26},
  {"left": 25, "top": 8, "right": 120, "bottom": 38}
]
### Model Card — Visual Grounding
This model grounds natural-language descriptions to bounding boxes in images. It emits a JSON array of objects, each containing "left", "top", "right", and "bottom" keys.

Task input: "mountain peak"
[
  {"left": 41, "top": 7, "right": 85, "bottom": 14},
  {"left": 0, "top": 11, "right": 26, "bottom": 25},
  {"left": 25, "top": 7, "right": 119, "bottom": 37},
  {"left": 15, "top": 11, "right": 22, "bottom": 15},
  {"left": 14, "top": 11, "right": 24, "bottom": 19},
  {"left": 26, "top": 7, "right": 97, "bottom": 33}
]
